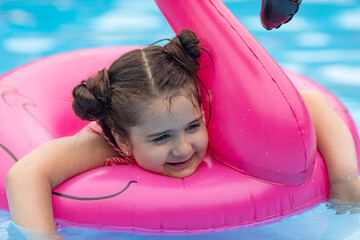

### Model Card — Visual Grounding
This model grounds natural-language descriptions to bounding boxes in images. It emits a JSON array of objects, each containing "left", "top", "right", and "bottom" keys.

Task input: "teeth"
[
  {"left": 169, "top": 160, "right": 186, "bottom": 165},
  {"left": 168, "top": 158, "right": 191, "bottom": 165},
  {"left": 167, "top": 154, "right": 194, "bottom": 166}
]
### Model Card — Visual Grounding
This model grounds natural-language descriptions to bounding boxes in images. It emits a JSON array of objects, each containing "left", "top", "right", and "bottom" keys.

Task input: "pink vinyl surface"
[
  {"left": 156, "top": 0, "right": 317, "bottom": 185},
  {"left": 1, "top": 0, "right": 359, "bottom": 233}
]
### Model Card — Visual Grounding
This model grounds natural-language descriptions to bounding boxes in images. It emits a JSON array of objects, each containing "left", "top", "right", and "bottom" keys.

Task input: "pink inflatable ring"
[{"left": 1, "top": 0, "right": 359, "bottom": 234}]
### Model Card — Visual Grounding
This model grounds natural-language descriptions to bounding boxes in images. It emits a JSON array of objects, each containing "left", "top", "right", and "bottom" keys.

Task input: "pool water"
[{"left": 1, "top": 0, "right": 360, "bottom": 239}]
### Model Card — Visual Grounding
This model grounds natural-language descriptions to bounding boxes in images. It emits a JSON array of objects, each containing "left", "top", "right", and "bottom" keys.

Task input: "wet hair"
[{"left": 72, "top": 29, "right": 204, "bottom": 143}]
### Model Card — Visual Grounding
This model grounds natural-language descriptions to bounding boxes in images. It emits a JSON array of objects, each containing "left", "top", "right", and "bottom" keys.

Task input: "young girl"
[{"left": 5, "top": 29, "right": 360, "bottom": 238}]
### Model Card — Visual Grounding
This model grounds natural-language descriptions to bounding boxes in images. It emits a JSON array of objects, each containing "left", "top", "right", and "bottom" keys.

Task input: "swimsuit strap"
[{"left": 84, "top": 122, "right": 136, "bottom": 166}]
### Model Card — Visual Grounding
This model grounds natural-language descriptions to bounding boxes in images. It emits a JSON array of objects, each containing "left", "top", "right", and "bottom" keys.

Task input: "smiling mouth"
[{"left": 166, "top": 155, "right": 194, "bottom": 168}]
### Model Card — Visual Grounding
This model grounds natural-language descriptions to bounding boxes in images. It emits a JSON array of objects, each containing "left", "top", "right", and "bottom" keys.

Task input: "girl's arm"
[
  {"left": 300, "top": 90, "right": 360, "bottom": 203},
  {"left": 6, "top": 131, "right": 118, "bottom": 232}
]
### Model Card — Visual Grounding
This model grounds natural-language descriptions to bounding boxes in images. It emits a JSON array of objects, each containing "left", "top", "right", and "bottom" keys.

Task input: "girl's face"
[{"left": 122, "top": 94, "right": 208, "bottom": 178}]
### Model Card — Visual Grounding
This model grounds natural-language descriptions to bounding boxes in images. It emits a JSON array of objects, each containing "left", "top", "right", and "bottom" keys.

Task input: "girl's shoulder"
[
  {"left": 76, "top": 123, "right": 120, "bottom": 160},
  {"left": 80, "top": 122, "right": 135, "bottom": 166}
]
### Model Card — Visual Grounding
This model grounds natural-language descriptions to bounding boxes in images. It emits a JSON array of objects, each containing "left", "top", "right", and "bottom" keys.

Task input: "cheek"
[
  {"left": 197, "top": 128, "right": 209, "bottom": 151},
  {"left": 132, "top": 145, "right": 168, "bottom": 171}
]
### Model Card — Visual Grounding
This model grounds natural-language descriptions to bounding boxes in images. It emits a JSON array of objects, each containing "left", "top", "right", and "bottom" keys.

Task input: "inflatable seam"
[
  {"left": 204, "top": 192, "right": 328, "bottom": 232},
  {"left": 209, "top": 0, "right": 308, "bottom": 168},
  {"left": 239, "top": 192, "right": 328, "bottom": 225}
]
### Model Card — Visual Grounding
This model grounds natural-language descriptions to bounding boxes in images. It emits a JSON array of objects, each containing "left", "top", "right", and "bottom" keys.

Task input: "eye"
[
  {"left": 152, "top": 134, "right": 170, "bottom": 144},
  {"left": 186, "top": 123, "right": 201, "bottom": 133}
]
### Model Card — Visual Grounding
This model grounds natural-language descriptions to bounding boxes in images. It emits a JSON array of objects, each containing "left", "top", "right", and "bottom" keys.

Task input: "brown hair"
[{"left": 72, "top": 29, "right": 203, "bottom": 143}]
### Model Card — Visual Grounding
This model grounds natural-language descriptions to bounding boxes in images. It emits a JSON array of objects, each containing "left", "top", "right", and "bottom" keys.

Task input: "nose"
[{"left": 172, "top": 135, "right": 192, "bottom": 158}]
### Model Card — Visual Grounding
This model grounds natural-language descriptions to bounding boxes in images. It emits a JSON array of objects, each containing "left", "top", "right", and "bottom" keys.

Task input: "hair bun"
[
  {"left": 72, "top": 68, "right": 111, "bottom": 121},
  {"left": 164, "top": 29, "right": 201, "bottom": 74},
  {"left": 178, "top": 29, "right": 201, "bottom": 59}
]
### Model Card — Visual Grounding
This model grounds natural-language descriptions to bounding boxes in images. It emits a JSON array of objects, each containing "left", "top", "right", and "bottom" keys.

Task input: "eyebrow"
[{"left": 146, "top": 116, "right": 203, "bottom": 138}]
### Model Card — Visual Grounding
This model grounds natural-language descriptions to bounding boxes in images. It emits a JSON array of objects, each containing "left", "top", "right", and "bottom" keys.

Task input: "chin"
[
  {"left": 165, "top": 159, "right": 202, "bottom": 178},
  {"left": 167, "top": 169, "right": 196, "bottom": 178}
]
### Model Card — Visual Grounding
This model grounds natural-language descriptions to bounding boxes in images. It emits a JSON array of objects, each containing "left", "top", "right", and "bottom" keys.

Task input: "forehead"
[{"left": 135, "top": 95, "right": 202, "bottom": 132}]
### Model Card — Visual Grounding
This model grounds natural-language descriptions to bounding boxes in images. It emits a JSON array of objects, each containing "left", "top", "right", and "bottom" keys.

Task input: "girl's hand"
[
  {"left": 15, "top": 224, "right": 64, "bottom": 240},
  {"left": 300, "top": 90, "right": 360, "bottom": 204}
]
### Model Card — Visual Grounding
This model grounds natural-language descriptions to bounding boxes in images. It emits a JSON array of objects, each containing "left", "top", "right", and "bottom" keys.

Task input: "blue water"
[{"left": 1, "top": 0, "right": 360, "bottom": 239}]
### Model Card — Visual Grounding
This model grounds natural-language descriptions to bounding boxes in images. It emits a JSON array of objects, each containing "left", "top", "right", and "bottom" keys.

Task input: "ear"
[
  {"left": 201, "top": 105, "right": 206, "bottom": 123},
  {"left": 111, "top": 130, "right": 132, "bottom": 156}
]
